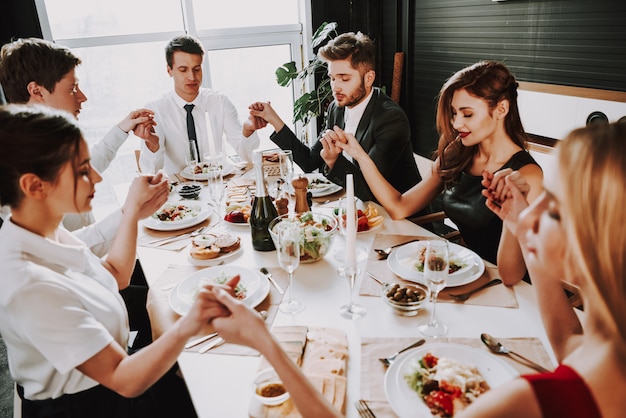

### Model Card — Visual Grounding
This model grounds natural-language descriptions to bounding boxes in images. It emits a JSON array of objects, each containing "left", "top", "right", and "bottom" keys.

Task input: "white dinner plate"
[
  {"left": 358, "top": 219, "right": 383, "bottom": 235},
  {"left": 169, "top": 265, "right": 270, "bottom": 316},
  {"left": 224, "top": 219, "right": 250, "bottom": 227},
  {"left": 142, "top": 203, "right": 211, "bottom": 231},
  {"left": 303, "top": 173, "right": 342, "bottom": 197},
  {"left": 387, "top": 242, "right": 485, "bottom": 287},
  {"left": 385, "top": 343, "right": 519, "bottom": 418},
  {"left": 180, "top": 161, "right": 236, "bottom": 180},
  {"left": 186, "top": 244, "right": 243, "bottom": 266}
]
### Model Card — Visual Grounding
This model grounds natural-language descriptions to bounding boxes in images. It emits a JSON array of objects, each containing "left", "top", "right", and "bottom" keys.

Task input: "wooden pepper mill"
[{"left": 292, "top": 175, "right": 310, "bottom": 213}]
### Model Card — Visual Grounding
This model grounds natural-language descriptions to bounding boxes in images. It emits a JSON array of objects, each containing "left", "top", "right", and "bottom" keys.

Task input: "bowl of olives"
[
  {"left": 177, "top": 183, "right": 202, "bottom": 199},
  {"left": 383, "top": 283, "right": 428, "bottom": 316}
]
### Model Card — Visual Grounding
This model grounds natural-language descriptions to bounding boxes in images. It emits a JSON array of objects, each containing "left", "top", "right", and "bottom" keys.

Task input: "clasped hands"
[{"left": 482, "top": 168, "right": 531, "bottom": 234}]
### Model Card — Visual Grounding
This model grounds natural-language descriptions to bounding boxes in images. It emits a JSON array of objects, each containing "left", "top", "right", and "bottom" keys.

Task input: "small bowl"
[
  {"left": 177, "top": 183, "right": 201, "bottom": 199},
  {"left": 383, "top": 283, "right": 428, "bottom": 316},
  {"left": 253, "top": 368, "right": 290, "bottom": 406},
  {"left": 268, "top": 212, "right": 337, "bottom": 263}
]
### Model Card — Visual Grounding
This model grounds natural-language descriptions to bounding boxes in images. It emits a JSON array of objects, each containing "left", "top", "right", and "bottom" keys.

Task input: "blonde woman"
[{"left": 463, "top": 122, "right": 626, "bottom": 417}]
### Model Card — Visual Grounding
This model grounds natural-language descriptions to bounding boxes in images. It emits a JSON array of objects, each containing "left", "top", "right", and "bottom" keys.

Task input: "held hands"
[
  {"left": 179, "top": 275, "right": 242, "bottom": 338},
  {"left": 122, "top": 171, "right": 170, "bottom": 220},
  {"left": 246, "top": 101, "right": 285, "bottom": 134},
  {"left": 210, "top": 287, "right": 269, "bottom": 349},
  {"left": 117, "top": 108, "right": 156, "bottom": 134},
  {"left": 329, "top": 126, "right": 368, "bottom": 161},
  {"left": 482, "top": 169, "right": 530, "bottom": 233},
  {"left": 319, "top": 126, "right": 358, "bottom": 170}
]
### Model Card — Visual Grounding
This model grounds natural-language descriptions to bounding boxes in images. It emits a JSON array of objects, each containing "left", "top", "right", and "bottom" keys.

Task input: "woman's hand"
[
  {"left": 331, "top": 126, "right": 369, "bottom": 162},
  {"left": 482, "top": 170, "right": 530, "bottom": 234},
  {"left": 122, "top": 171, "right": 169, "bottom": 220},
  {"left": 177, "top": 275, "right": 241, "bottom": 338},
  {"left": 209, "top": 287, "right": 269, "bottom": 349}
]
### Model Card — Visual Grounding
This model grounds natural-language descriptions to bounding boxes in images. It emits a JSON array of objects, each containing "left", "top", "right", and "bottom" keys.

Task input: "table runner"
[
  {"left": 360, "top": 336, "right": 554, "bottom": 417},
  {"left": 361, "top": 234, "right": 518, "bottom": 308},
  {"left": 148, "top": 264, "right": 289, "bottom": 355}
]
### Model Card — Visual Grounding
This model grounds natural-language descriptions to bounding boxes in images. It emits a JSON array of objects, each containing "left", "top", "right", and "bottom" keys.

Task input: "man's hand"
[
  {"left": 247, "top": 101, "right": 285, "bottom": 133},
  {"left": 117, "top": 108, "right": 155, "bottom": 133}
]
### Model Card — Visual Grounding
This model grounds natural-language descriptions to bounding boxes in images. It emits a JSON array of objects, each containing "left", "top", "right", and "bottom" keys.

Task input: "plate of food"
[
  {"left": 334, "top": 203, "right": 384, "bottom": 234},
  {"left": 187, "top": 233, "right": 242, "bottom": 266},
  {"left": 169, "top": 265, "right": 270, "bottom": 316},
  {"left": 387, "top": 242, "right": 485, "bottom": 287},
  {"left": 223, "top": 204, "right": 251, "bottom": 226},
  {"left": 180, "top": 160, "right": 236, "bottom": 180},
  {"left": 385, "top": 343, "right": 518, "bottom": 417},
  {"left": 142, "top": 202, "right": 211, "bottom": 231},
  {"left": 303, "top": 173, "right": 342, "bottom": 197}
]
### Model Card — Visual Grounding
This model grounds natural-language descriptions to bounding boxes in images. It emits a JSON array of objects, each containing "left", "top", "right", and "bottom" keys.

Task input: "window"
[{"left": 35, "top": 0, "right": 311, "bottom": 218}]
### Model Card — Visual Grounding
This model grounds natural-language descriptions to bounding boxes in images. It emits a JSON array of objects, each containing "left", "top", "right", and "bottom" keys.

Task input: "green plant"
[{"left": 275, "top": 22, "right": 338, "bottom": 127}]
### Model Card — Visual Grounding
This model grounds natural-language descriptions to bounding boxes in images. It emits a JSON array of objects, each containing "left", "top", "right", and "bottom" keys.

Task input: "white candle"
[
  {"left": 204, "top": 110, "right": 216, "bottom": 158},
  {"left": 345, "top": 174, "right": 356, "bottom": 266}
]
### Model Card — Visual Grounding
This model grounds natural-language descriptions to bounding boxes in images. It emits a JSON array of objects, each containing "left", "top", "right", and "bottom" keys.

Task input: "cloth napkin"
[
  {"left": 361, "top": 234, "right": 518, "bottom": 308},
  {"left": 360, "top": 337, "right": 555, "bottom": 418},
  {"left": 148, "top": 264, "right": 288, "bottom": 355},
  {"left": 136, "top": 217, "right": 216, "bottom": 250}
]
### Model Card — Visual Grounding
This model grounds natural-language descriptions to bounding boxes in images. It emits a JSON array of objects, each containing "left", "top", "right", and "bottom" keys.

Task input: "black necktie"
[{"left": 184, "top": 104, "right": 201, "bottom": 161}]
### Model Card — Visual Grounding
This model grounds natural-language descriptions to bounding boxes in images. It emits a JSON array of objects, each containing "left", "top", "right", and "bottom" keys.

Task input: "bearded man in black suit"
[{"left": 246, "top": 31, "right": 421, "bottom": 202}]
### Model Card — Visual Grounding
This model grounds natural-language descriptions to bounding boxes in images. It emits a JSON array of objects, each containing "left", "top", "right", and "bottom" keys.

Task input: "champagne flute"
[
  {"left": 277, "top": 222, "right": 305, "bottom": 314},
  {"left": 207, "top": 166, "right": 224, "bottom": 230},
  {"left": 418, "top": 240, "right": 449, "bottom": 337},
  {"left": 337, "top": 244, "right": 367, "bottom": 320},
  {"left": 185, "top": 141, "right": 200, "bottom": 183},
  {"left": 278, "top": 150, "right": 295, "bottom": 214}
]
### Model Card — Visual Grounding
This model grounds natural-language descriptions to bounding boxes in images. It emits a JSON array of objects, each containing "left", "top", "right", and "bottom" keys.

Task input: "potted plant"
[{"left": 275, "top": 22, "right": 338, "bottom": 128}]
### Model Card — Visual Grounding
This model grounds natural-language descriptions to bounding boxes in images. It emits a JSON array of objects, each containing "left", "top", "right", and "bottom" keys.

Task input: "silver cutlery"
[
  {"left": 260, "top": 267, "right": 284, "bottom": 295},
  {"left": 185, "top": 332, "right": 219, "bottom": 349},
  {"left": 373, "top": 238, "right": 423, "bottom": 259},
  {"left": 481, "top": 333, "right": 550, "bottom": 372},
  {"left": 448, "top": 279, "right": 503, "bottom": 302},
  {"left": 379, "top": 339, "right": 426, "bottom": 367},
  {"left": 355, "top": 399, "right": 376, "bottom": 418},
  {"left": 148, "top": 225, "right": 206, "bottom": 245},
  {"left": 366, "top": 271, "right": 389, "bottom": 287},
  {"left": 198, "top": 336, "right": 225, "bottom": 353}
]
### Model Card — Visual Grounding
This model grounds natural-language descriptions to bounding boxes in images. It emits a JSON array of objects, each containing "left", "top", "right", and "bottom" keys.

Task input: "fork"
[
  {"left": 354, "top": 399, "right": 376, "bottom": 418},
  {"left": 379, "top": 339, "right": 426, "bottom": 366},
  {"left": 447, "top": 279, "right": 503, "bottom": 302}
]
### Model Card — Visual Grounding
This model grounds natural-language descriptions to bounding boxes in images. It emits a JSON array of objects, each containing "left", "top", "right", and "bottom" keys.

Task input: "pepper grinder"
[{"left": 291, "top": 176, "right": 310, "bottom": 213}]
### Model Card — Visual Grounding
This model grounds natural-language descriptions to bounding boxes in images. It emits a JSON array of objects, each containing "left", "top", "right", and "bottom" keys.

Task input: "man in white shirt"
[
  {"left": 0, "top": 37, "right": 155, "bottom": 240},
  {"left": 139, "top": 34, "right": 259, "bottom": 175}
]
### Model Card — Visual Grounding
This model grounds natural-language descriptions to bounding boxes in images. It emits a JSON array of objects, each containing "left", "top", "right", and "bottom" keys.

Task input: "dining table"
[{"left": 114, "top": 162, "right": 578, "bottom": 418}]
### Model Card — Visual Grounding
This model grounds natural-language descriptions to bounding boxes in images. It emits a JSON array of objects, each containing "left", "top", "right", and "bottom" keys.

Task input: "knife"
[
  {"left": 185, "top": 332, "right": 218, "bottom": 349},
  {"left": 199, "top": 337, "right": 225, "bottom": 353}
]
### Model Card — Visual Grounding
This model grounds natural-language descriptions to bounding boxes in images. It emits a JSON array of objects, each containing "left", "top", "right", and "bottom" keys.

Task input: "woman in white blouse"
[{"left": 0, "top": 105, "right": 232, "bottom": 417}]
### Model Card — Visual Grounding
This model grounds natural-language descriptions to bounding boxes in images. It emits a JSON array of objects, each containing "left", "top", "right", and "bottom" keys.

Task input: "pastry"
[
  {"left": 214, "top": 233, "right": 241, "bottom": 253},
  {"left": 190, "top": 234, "right": 221, "bottom": 260}
]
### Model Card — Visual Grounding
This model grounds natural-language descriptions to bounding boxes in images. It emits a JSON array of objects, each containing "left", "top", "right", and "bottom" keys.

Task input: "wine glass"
[
  {"left": 337, "top": 244, "right": 368, "bottom": 320},
  {"left": 185, "top": 142, "right": 200, "bottom": 183},
  {"left": 418, "top": 240, "right": 449, "bottom": 337},
  {"left": 207, "top": 166, "right": 224, "bottom": 230},
  {"left": 277, "top": 222, "right": 305, "bottom": 314}
]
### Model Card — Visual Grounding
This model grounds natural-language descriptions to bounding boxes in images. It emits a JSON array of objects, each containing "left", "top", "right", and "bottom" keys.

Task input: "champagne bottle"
[{"left": 250, "top": 151, "right": 278, "bottom": 251}]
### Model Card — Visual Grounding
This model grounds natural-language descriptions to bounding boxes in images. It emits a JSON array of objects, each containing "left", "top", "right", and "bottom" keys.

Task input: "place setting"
[
  {"left": 359, "top": 336, "right": 555, "bottom": 418},
  {"left": 361, "top": 234, "right": 518, "bottom": 308}
]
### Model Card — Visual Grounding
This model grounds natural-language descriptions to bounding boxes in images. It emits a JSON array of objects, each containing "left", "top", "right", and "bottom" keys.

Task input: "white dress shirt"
[
  {"left": 342, "top": 88, "right": 374, "bottom": 162},
  {"left": 139, "top": 88, "right": 259, "bottom": 175},
  {"left": 0, "top": 217, "right": 129, "bottom": 400}
]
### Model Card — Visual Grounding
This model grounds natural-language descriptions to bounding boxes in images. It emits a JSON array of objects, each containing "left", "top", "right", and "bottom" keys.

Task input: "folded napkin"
[
  {"left": 137, "top": 218, "right": 215, "bottom": 250},
  {"left": 360, "top": 336, "right": 555, "bottom": 417},
  {"left": 148, "top": 264, "right": 288, "bottom": 355},
  {"left": 249, "top": 326, "right": 348, "bottom": 418},
  {"left": 361, "top": 234, "right": 518, "bottom": 308}
]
